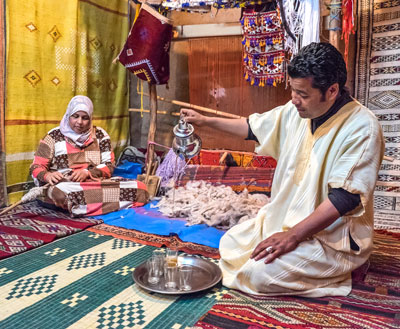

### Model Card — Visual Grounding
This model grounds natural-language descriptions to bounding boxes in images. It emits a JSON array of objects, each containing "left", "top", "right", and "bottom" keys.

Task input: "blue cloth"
[
  {"left": 113, "top": 161, "right": 143, "bottom": 179},
  {"left": 94, "top": 200, "right": 225, "bottom": 249}
]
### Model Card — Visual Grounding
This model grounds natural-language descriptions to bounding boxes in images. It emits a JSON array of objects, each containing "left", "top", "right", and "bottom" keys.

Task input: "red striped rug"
[
  {"left": 194, "top": 230, "right": 400, "bottom": 329},
  {"left": 0, "top": 201, "right": 102, "bottom": 260}
]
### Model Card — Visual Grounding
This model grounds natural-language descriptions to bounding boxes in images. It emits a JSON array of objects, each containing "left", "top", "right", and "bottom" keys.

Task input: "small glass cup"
[
  {"left": 164, "top": 263, "right": 178, "bottom": 289},
  {"left": 152, "top": 250, "right": 165, "bottom": 275},
  {"left": 179, "top": 265, "right": 193, "bottom": 291},
  {"left": 147, "top": 256, "right": 162, "bottom": 284},
  {"left": 166, "top": 248, "right": 178, "bottom": 267}
]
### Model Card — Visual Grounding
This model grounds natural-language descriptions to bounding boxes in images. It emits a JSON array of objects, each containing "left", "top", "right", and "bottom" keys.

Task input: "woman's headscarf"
[{"left": 60, "top": 95, "right": 94, "bottom": 147}]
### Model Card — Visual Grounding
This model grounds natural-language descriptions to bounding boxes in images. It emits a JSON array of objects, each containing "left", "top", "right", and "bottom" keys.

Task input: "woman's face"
[{"left": 69, "top": 111, "right": 91, "bottom": 133}]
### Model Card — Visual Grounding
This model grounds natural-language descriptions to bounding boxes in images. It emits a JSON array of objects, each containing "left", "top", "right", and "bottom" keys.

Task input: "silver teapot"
[{"left": 172, "top": 118, "right": 202, "bottom": 159}]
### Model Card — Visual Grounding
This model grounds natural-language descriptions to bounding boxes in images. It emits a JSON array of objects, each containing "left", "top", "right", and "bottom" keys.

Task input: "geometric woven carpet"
[
  {"left": 194, "top": 230, "right": 400, "bottom": 328},
  {"left": 0, "top": 230, "right": 227, "bottom": 328},
  {"left": 356, "top": 0, "right": 400, "bottom": 228},
  {"left": 0, "top": 201, "right": 102, "bottom": 260}
]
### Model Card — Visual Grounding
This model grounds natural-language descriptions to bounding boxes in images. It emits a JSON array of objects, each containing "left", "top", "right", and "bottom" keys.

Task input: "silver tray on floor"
[{"left": 132, "top": 255, "right": 222, "bottom": 295}]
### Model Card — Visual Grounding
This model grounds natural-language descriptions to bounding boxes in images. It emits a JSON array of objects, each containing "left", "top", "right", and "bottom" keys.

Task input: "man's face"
[{"left": 289, "top": 77, "right": 337, "bottom": 119}]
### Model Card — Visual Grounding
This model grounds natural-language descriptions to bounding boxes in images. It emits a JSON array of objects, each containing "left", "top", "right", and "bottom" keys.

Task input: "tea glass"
[
  {"left": 179, "top": 265, "right": 193, "bottom": 291},
  {"left": 152, "top": 250, "right": 165, "bottom": 275},
  {"left": 164, "top": 263, "right": 178, "bottom": 289},
  {"left": 166, "top": 248, "right": 178, "bottom": 267},
  {"left": 147, "top": 256, "right": 162, "bottom": 284}
]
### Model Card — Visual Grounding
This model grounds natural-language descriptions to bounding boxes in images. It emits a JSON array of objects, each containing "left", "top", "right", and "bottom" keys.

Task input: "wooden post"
[
  {"left": 328, "top": 0, "right": 342, "bottom": 50},
  {"left": 145, "top": 83, "right": 157, "bottom": 184}
]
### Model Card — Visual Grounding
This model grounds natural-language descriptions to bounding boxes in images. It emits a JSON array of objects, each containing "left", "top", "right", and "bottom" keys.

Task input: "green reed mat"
[{"left": 0, "top": 231, "right": 228, "bottom": 329}]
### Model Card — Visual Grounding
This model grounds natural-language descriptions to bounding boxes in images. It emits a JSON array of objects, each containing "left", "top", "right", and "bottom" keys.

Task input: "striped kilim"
[
  {"left": 194, "top": 230, "right": 400, "bottom": 329},
  {"left": 356, "top": 0, "right": 400, "bottom": 229},
  {"left": 0, "top": 201, "right": 102, "bottom": 260},
  {"left": 0, "top": 230, "right": 226, "bottom": 329}
]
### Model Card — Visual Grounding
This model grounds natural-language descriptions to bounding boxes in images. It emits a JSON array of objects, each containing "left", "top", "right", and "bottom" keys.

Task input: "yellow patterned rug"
[{"left": 5, "top": 0, "right": 130, "bottom": 203}]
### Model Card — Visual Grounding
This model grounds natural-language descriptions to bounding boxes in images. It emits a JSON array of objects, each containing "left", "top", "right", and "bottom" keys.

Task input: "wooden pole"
[
  {"left": 328, "top": 0, "right": 342, "bottom": 49},
  {"left": 145, "top": 83, "right": 157, "bottom": 185},
  {"left": 142, "top": 93, "right": 244, "bottom": 119}
]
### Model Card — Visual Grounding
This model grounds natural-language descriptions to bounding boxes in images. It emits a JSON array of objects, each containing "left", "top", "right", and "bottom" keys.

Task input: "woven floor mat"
[
  {"left": 0, "top": 230, "right": 225, "bottom": 329},
  {"left": 194, "top": 230, "right": 400, "bottom": 329}
]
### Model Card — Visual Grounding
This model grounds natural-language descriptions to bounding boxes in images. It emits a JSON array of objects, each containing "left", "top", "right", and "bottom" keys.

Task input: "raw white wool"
[{"left": 152, "top": 180, "right": 269, "bottom": 229}]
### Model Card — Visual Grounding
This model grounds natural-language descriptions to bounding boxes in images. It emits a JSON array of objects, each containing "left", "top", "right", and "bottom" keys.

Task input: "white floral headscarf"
[{"left": 60, "top": 95, "right": 94, "bottom": 147}]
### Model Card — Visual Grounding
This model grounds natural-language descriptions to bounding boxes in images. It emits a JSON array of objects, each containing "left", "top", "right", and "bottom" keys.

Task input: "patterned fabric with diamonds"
[
  {"left": 5, "top": 1, "right": 130, "bottom": 204},
  {"left": 355, "top": 0, "right": 400, "bottom": 228}
]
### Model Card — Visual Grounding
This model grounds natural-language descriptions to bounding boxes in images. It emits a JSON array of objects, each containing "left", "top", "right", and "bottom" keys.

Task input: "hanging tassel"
[{"left": 341, "top": 0, "right": 354, "bottom": 67}]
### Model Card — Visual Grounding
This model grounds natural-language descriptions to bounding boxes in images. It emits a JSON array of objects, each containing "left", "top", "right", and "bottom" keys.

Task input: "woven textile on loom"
[
  {"left": 5, "top": 1, "right": 129, "bottom": 204},
  {"left": 355, "top": 0, "right": 400, "bottom": 229},
  {"left": 241, "top": 9, "right": 285, "bottom": 87},
  {"left": 178, "top": 149, "right": 276, "bottom": 194}
]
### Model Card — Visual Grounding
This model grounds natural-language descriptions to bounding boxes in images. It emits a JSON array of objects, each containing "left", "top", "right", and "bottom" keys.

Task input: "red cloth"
[
  {"left": 118, "top": 4, "right": 172, "bottom": 85},
  {"left": 0, "top": 208, "right": 102, "bottom": 260}
]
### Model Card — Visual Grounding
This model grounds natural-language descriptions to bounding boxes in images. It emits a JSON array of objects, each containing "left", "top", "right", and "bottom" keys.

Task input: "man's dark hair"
[{"left": 287, "top": 42, "right": 347, "bottom": 94}]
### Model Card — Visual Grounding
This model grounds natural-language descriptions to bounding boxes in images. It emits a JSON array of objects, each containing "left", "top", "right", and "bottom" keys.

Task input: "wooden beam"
[{"left": 142, "top": 93, "right": 245, "bottom": 119}]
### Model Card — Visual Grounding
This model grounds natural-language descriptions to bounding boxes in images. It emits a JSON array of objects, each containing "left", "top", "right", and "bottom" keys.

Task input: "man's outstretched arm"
[{"left": 181, "top": 108, "right": 248, "bottom": 138}]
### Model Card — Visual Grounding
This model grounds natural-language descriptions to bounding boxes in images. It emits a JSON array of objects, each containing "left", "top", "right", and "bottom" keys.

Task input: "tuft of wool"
[
  {"left": 156, "top": 149, "right": 187, "bottom": 188},
  {"left": 153, "top": 180, "right": 269, "bottom": 230},
  {"left": 21, "top": 185, "right": 48, "bottom": 203}
]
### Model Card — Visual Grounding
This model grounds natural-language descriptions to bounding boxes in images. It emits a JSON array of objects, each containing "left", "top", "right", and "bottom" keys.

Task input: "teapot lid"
[{"left": 173, "top": 118, "right": 194, "bottom": 138}]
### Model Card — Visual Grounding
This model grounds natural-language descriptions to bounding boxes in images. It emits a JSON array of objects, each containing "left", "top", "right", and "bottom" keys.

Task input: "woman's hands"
[
  {"left": 250, "top": 231, "right": 301, "bottom": 264},
  {"left": 45, "top": 169, "right": 89, "bottom": 185},
  {"left": 70, "top": 169, "right": 89, "bottom": 182},
  {"left": 44, "top": 172, "right": 64, "bottom": 185}
]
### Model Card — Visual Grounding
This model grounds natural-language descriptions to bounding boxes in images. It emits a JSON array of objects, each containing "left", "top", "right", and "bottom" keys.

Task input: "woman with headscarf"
[{"left": 30, "top": 95, "right": 149, "bottom": 216}]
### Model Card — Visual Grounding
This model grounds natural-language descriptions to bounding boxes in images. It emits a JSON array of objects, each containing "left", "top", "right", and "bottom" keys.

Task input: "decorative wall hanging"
[
  {"left": 277, "top": 0, "right": 320, "bottom": 58},
  {"left": 213, "top": 0, "right": 271, "bottom": 9},
  {"left": 117, "top": 4, "right": 173, "bottom": 85},
  {"left": 241, "top": 9, "right": 285, "bottom": 87},
  {"left": 341, "top": 0, "right": 355, "bottom": 66},
  {"left": 162, "top": 0, "right": 213, "bottom": 12}
]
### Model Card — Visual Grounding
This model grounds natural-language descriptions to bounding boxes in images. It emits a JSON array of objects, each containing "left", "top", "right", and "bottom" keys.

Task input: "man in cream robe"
[{"left": 181, "top": 42, "right": 385, "bottom": 297}]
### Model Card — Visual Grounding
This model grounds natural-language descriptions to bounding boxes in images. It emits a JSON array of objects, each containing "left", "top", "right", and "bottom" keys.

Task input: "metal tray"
[{"left": 132, "top": 255, "right": 222, "bottom": 295}]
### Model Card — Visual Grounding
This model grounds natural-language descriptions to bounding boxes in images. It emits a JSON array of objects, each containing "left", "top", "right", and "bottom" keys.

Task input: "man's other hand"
[{"left": 250, "top": 231, "right": 301, "bottom": 264}]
